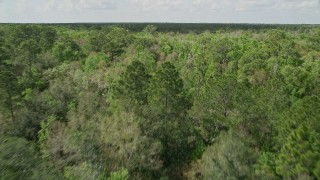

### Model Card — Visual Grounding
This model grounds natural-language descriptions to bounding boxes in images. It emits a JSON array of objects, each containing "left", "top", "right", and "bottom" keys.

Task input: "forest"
[{"left": 0, "top": 24, "right": 320, "bottom": 179}]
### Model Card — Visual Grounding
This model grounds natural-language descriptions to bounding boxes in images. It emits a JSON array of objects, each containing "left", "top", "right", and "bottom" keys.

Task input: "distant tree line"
[{"left": 2, "top": 23, "right": 318, "bottom": 33}]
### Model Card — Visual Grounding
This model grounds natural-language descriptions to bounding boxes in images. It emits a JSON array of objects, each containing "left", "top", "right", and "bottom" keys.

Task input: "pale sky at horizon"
[{"left": 0, "top": 0, "right": 320, "bottom": 24}]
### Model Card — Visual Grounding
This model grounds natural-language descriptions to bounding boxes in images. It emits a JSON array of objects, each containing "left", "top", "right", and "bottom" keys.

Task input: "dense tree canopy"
[{"left": 0, "top": 24, "right": 319, "bottom": 179}]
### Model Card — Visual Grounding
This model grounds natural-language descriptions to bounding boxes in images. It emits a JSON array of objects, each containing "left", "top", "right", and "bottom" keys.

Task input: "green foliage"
[
  {"left": 133, "top": 35, "right": 156, "bottom": 52},
  {"left": 118, "top": 60, "right": 150, "bottom": 105},
  {"left": 84, "top": 52, "right": 110, "bottom": 72},
  {"left": 281, "top": 65, "right": 312, "bottom": 98},
  {"left": 148, "top": 62, "right": 190, "bottom": 116},
  {"left": 146, "top": 62, "right": 194, "bottom": 167},
  {"left": 190, "top": 73, "right": 238, "bottom": 143},
  {"left": 276, "top": 124, "right": 320, "bottom": 179},
  {"left": 1, "top": 24, "right": 320, "bottom": 179},
  {"left": 143, "top": 25, "right": 157, "bottom": 34},
  {"left": 237, "top": 48, "right": 268, "bottom": 85},
  {"left": 52, "top": 38, "right": 83, "bottom": 61},
  {"left": 276, "top": 96, "right": 320, "bottom": 147},
  {"left": 104, "top": 27, "right": 130, "bottom": 59},
  {"left": 38, "top": 26, "right": 58, "bottom": 51},
  {"left": 254, "top": 152, "right": 278, "bottom": 179},
  {"left": 263, "top": 29, "right": 300, "bottom": 61},
  {"left": 314, "top": 161, "right": 320, "bottom": 179},
  {"left": 197, "top": 132, "right": 257, "bottom": 180},
  {"left": 308, "top": 28, "right": 320, "bottom": 51},
  {"left": 0, "top": 66, "right": 20, "bottom": 121},
  {"left": 64, "top": 162, "right": 106, "bottom": 180},
  {"left": 0, "top": 136, "right": 39, "bottom": 179},
  {"left": 88, "top": 30, "right": 109, "bottom": 52},
  {"left": 289, "top": 96, "right": 320, "bottom": 132},
  {"left": 190, "top": 139, "right": 206, "bottom": 160},
  {"left": 0, "top": 136, "right": 62, "bottom": 179},
  {"left": 107, "top": 168, "right": 129, "bottom": 180},
  {"left": 160, "top": 39, "right": 173, "bottom": 56},
  {"left": 38, "top": 116, "right": 56, "bottom": 159},
  {"left": 99, "top": 110, "right": 162, "bottom": 176},
  {"left": 6, "top": 25, "right": 56, "bottom": 53}
]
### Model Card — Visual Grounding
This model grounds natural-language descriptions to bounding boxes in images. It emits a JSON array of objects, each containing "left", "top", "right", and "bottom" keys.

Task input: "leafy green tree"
[
  {"left": 197, "top": 132, "right": 257, "bottom": 180},
  {"left": 133, "top": 35, "right": 156, "bottom": 52},
  {"left": 99, "top": 110, "right": 163, "bottom": 178},
  {"left": 43, "top": 62, "right": 80, "bottom": 119},
  {"left": 0, "top": 136, "right": 39, "bottom": 179},
  {"left": 84, "top": 52, "right": 110, "bottom": 72},
  {"left": 14, "top": 90, "right": 54, "bottom": 140},
  {"left": 38, "top": 116, "right": 57, "bottom": 160},
  {"left": 0, "top": 136, "right": 62, "bottom": 179},
  {"left": 15, "top": 63, "right": 81, "bottom": 140},
  {"left": 237, "top": 48, "right": 269, "bottom": 85},
  {"left": 118, "top": 60, "right": 151, "bottom": 106},
  {"left": 52, "top": 38, "right": 83, "bottom": 62},
  {"left": 148, "top": 62, "right": 190, "bottom": 117},
  {"left": 159, "top": 37, "right": 173, "bottom": 56},
  {"left": 302, "top": 56, "right": 320, "bottom": 96},
  {"left": 0, "top": 67, "right": 20, "bottom": 122},
  {"left": 38, "top": 26, "right": 58, "bottom": 51},
  {"left": 276, "top": 95, "right": 320, "bottom": 146},
  {"left": 64, "top": 162, "right": 106, "bottom": 180},
  {"left": 263, "top": 29, "right": 301, "bottom": 66},
  {"left": 280, "top": 65, "right": 313, "bottom": 99},
  {"left": 289, "top": 96, "right": 320, "bottom": 132},
  {"left": 104, "top": 27, "right": 130, "bottom": 60},
  {"left": 190, "top": 72, "right": 238, "bottom": 144},
  {"left": 276, "top": 124, "right": 320, "bottom": 179},
  {"left": 5, "top": 25, "right": 56, "bottom": 53},
  {"left": 188, "top": 43, "right": 205, "bottom": 84},
  {"left": 6, "top": 25, "right": 40, "bottom": 48},
  {"left": 130, "top": 34, "right": 157, "bottom": 72},
  {"left": 88, "top": 30, "right": 109, "bottom": 52},
  {"left": 307, "top": 28, "right": 320, "bottom": 51},
  {"left": 143, "top": 25, "right": 157, "bottom": 35},
  {"left": 254, "top": 152, "right": 278, "bottom": 180},
  {"left": 236, "top": 83, "right": 288, "bottom": 149},
  {"left": 0, "top": 35, "right": 11, "bottom": 70},
  {"left": 108, "top": 168, "right": 129, "bottom": 180},
  {"left": 146, "top": 62, "right": 193, "bottom": 170},
  {"left": 314, "top": 161, "right": 320, "bottom": 179},
  {"left": 14, "top": 39, "right": 41, "bottom": 77},
  {"left": 209, "top": 36, "right": 238, "bottom": 65}
]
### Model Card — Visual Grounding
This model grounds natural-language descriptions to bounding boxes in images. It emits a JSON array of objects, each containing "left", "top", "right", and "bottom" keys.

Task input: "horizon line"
[{"left": 1, "top": 22, "right": 320, "bottom": 25}]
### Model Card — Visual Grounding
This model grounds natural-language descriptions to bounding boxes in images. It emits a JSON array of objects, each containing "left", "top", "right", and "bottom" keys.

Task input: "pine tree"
[
  {"left": 146, "top": 62, "right": 193, "bottom": 168},
  {"left": 119, "top": 60, "right": 150, "bottom": 106},
  {"left": 276, "top": 124, "right": 320, "bottom": 179},
  {"left": 148, "top": 62, "right": 190, "bottom": 117}
]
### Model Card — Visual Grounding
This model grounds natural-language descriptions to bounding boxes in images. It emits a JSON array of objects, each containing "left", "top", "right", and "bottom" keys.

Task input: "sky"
[{"left": 0, "top": 0, "right": 319, "bottom": 24}]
